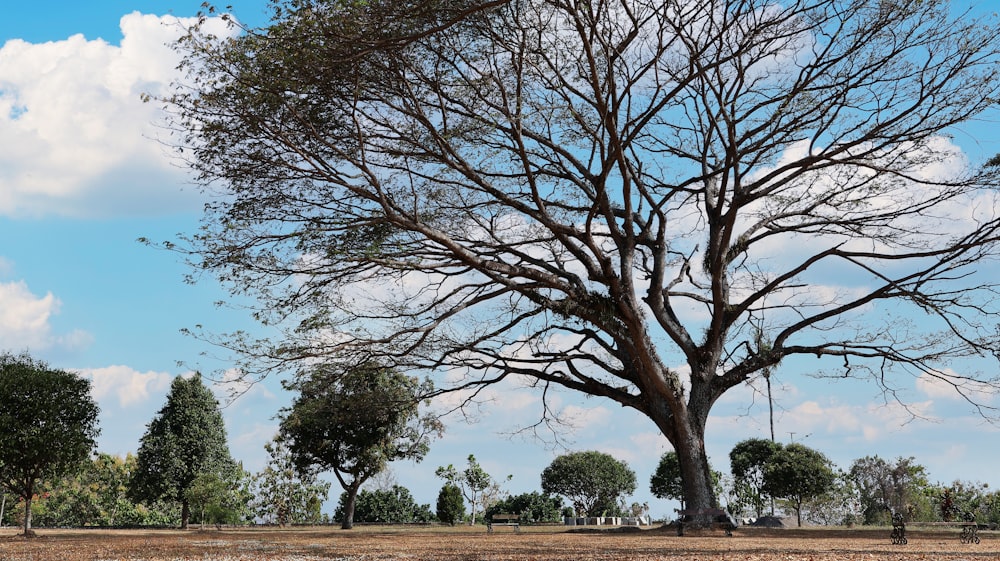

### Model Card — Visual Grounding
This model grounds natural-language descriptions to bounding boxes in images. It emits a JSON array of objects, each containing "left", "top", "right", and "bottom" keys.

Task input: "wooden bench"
[
  {"left": 675, "top": 508, "right": 738, "bottom": 536},
  {"left": 487, "top": 513, "right": 521, "bottom": 533},
  {"left": 890, "top": 513, "right": 980, "bottom": 545}
]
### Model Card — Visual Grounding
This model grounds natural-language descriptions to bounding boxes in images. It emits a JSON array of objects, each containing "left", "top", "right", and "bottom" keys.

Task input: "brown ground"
[{"left": 0, "top": 524, "right": 996, "bottom": 560}]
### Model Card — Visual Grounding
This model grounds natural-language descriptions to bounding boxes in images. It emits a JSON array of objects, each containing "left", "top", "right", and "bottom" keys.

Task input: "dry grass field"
[{"left": 0, "top": 524, "right": 997, "bottom": 560}]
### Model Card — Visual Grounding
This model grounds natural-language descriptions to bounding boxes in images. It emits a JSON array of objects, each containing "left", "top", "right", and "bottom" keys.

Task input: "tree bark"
[
  {"left": 341, "top": 483, "right": 360, "bottom": 530},
  {"left": 181, "top": 498, "right": 190, "bottom": 530},
  {"left": 22, "top": 493, "right": 32, "bottom": 536},
  {"left": 649, "top": 371, "right": 720, "bottom": 522}
]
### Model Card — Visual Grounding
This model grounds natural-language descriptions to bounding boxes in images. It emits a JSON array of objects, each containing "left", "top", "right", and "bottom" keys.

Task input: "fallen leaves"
[{"left": 0, "top": 525, "right": 994, "bottom": 560}]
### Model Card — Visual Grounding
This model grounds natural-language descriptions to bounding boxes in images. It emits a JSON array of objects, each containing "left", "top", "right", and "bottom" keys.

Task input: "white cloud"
[
  {"left": 209, "top": 367, "right": 277, "bottom": 405},
  {"left": 0, "top": 13, "right": 237, "bottom": 218},
  {"left": 915, "top": 368, "right": 997, "bottom": 404},
  {"left": 77, "top": 364, "right": 173, "bottom": 407},
  {"left": 779, "top": 398, "right": 931, "bottom": 442},
  {"left": 559, "top": 404, "right": 612, "bottom": 430},
  {"left": 0, "top": 279, "right": 92, "bottom": 352}
]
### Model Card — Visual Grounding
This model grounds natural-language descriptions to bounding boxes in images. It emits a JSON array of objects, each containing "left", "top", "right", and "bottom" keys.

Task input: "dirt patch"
[{"left": 0, "top": 524, "right": 995, "bottom": 560}]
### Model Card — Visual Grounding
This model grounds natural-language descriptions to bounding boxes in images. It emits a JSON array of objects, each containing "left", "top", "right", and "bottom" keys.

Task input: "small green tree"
[
  {"left": 281, "top": 363, "right": 441, "bottom": 529},
  {"left": 541, "top": 451, "right": 636, "bottom": 517},
  {"left": 130, "top": 374, "right": 238, "bottom": 529},
  {"left": 650, "top": 451, "right": 685, "bottom": 507},
  {"left": 729, "top": 439, "right": 781, "bottom": 517},
  {"left": 251, "top": 436, "right": 330, "bottom": 526},
  {"left": 436, "top": 483, "right": 465, "bottom": 526},
  {"left": 764, "top": 443, "right": 836, "bottom": 527},
  {"left": 0, "top": 352, "right": 100, "bottom": 536},
  {"left": 651, "top": 451, "right": 723, "bottom": 512},
  {"left": 186, "top": 472, "right": 227, "bottom": 527},
  {"left": 435, "top": 454, "right": 509, "bottom": 525},
  {"left": 186, "top": 468, "right": 252, "bottom": 527}
]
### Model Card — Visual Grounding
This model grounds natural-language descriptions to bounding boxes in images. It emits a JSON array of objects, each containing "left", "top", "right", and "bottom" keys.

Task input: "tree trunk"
[
  {"left": 674, "top": 429, "right": 716, "bottom": 512},
  {"left": 766, "top": 373, "right": 775, "bottom": 443},
  {"left": 341, "top": 483, "right": 359, "bottom": 530},
  {"left": 650, "top": 386, "right": 718, "bottom": 523},
  {"left": 181, "top": 498, "right": 190, "bottom": 530},
  {"left": 22, "top": 493, "right": 32, "bottom": 536}
]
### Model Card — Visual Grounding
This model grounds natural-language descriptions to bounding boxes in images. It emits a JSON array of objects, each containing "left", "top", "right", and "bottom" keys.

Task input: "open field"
[{"left": 1, "top": 524, "right": 998, "bottom": 560}]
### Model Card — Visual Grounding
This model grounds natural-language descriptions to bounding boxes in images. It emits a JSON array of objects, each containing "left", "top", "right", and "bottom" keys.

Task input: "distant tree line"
[
  {"left": 655, "top": 438, "right": 1000, "bottom": 528},
  {"left": 5, "top": 351, "right": 998, "bottom": 532}
]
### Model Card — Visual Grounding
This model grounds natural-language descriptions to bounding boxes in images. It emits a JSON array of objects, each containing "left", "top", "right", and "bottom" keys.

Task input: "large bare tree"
[{"left": 161, "top": 0, "right": 1000, "bottom": 512}]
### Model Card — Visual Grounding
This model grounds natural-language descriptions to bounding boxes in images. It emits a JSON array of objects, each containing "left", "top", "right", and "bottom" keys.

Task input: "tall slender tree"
[
  {"left": 130, "top": 374, "right": 237, "bottom": 529},
  {"left": 436, "top": 454, "right": 509, "bottom": 525},
  {"left": 162, "top": 0, "right": 1000, "bottom": 513},
  {"left": 0, "top": 352, "right": 100, "bottom": 536}
]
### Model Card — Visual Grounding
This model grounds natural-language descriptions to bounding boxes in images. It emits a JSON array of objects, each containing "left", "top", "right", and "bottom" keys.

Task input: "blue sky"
[{"left": 2, "top": 1, "right": 999, "bottom": 520}]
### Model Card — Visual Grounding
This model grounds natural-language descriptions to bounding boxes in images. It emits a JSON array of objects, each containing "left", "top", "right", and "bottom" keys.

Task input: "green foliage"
[
  {"left": 334, "top": 485, "right": 433, "bottom": 524},
  {"left": 975, "top": 489, "right": 1000, "bottom": 526},
  {"left": 186, "top": 468, "right": 253, "bottom": 526},
  {"left": 0, "top": 352, "right": 101, "bottom": 535},
  {"left": 436, "top": 483, "right": 465, "bottom": 526},
  {"left": 281, "top": 362, "right": 441, "bottom": 529},
  {"left": 485, "top": 492, "right": 563, "bottom": 523},
  {"left": 935, "top": 480, "right": 989, "bottom": 522},
  {"left": 129, "top": 374, "right": 237, "bottom": 529},
  {"left": 27, "top": 453, "right": 154, "bottom": 528},
  {"left": 729, "top": 439, "right": 780, "bottom": 517},
  {"left": 847, "top": 456, "right": 933, "bottom": 524},
  {"left": 435, "top": 454, "right": 509, "bottom": 524},
  {"left": 650, "top": 451, "right": 684, "bottom": 502},
  {"left": 764, "top": 443, "right": 836, "bottom": 527},
  {"left": 652, "top": 451, "right": 723, "bottom": 510},
  {"left": 798, "top": 471, "right": 859, "bottom": 527},
  {"left": 540, "top": 451, "right": 636, "bottom": 517},
  {"left": 250, "top": 437, "right": 331, "bottom": 526}
]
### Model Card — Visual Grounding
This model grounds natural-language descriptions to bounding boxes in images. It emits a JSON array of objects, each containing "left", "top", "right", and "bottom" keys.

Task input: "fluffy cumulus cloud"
[
  {"left": 0, "top": 279, "right": 92, "bottom": 352},
  {"left": 0, "top": 13, "right": 235, "bottom": 218},
  {"left": 77, "top": 364, "right": 173, "bottom": 407}
]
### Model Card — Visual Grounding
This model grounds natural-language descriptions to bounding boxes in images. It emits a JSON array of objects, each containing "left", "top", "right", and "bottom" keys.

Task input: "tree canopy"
[
  {"left": 436, "top": 483, "right": 466, "bottom": 526},
  {"left": 280, "top": 362, "right": 441, "bottom": 529},
  {"left": 130, "top": 374, "right": 237, "bottom": 529},
  {"left": 848, "top": 455, "right": 933, "bottom": 525},
  {"left": 164, "top": 0, "right": 1000, "bottom": 511},
  {"left": 650, "top": 451, "right": 684, "bottom": 505},
  {"left": 541, "top": 451, "right": 636, "bottom": 517},
  {"left": 0, "top": 352, "right": 101, "bottom": 536},
  {"left": 730, "top": 438, "right": 781, "bottom": 518},
  {"left": 763, "top": 443, "right": 837, "bottom": 527}
]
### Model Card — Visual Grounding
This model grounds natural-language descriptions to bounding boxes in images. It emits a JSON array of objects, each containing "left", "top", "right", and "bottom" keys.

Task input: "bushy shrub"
[
  {"left": 436, "top": 483, "right": 465, "bottom": 526},
  {"left": 334, "top": 485, "right": 434, "bottom": 524},
  {"left": 485, "top": 492, "right": 563, "bottom": 523}
]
